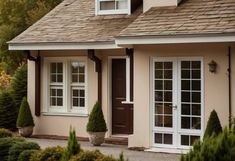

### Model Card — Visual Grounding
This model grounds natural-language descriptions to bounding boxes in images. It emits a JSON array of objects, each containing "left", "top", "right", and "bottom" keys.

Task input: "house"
[{"left": 8, "top": 0, "right": 235, "bottom": 153}]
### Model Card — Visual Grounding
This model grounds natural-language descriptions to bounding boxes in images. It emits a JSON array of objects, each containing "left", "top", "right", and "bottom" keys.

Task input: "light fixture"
[{"left": 208, "top": 60, "right": 217, "bottom": 73}]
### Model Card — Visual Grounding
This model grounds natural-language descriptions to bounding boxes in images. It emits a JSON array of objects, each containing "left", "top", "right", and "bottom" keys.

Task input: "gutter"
[
  {"left": 228, "top": 46, "right": 232, "bottom": 128},
  {"left": 88, "top": 50, "right": 102, "bottom": 105}
]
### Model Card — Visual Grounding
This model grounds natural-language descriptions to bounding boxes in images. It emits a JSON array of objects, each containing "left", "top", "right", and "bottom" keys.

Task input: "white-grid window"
[
  {"left": 96, "top": 0, "right": 130, "bottom": 15},
  {"left": 44, "top": 57, "right": 88, "bottom": 115}
]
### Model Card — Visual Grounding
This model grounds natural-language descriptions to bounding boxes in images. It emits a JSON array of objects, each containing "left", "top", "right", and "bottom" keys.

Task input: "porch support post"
[
  {"left": 88, "top": 49, "right": 102, "bottom": 105},
  {"left": 26, "top": 51, "right": 41, "bottom": 116}
]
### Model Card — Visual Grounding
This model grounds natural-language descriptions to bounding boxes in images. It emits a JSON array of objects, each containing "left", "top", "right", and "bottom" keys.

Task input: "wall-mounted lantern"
[{"left": 208, "top": 60, "right": 217, "bottom": 73}]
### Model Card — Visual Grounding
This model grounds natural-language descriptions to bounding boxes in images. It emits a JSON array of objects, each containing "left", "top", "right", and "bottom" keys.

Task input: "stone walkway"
[{"left": 27, "top": 138, "right": 180, "bottom": 161}]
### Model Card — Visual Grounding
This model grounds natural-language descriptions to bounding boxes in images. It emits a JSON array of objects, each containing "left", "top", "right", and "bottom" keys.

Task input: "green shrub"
[
  {"left": 30, "top": 146, "right": 64, "bottom": 161},
  {"left": 61, "top": 128, "right": 80, "bottom": 161},
  {"left": 11, "top": 64, "right": 27, "bottom": 109},
  {"left": 8, "top": 141, "right": 40, "bottom": 161},
  {"left": 181, "top": 128, "right": 235, "bottom": 161},
  {"left": 87, "top": 102, "right": 107, "bottom": 132},
  {"left": 18, "top": 149, "right": 38, "bottom": 161},
  {"left": 69, "top": 150, "right": 103, "bottom": 161},
  {"left": 16, "top": 97, "right": 34, "bottom": 127},
  {"left": 0, "top": 137, "right": 25, "bottom": 161},
  {"left": 118, "top": 152, "right": 128, "bottom": 161},
  {"left": 204, "top": 110, "right": 222, "bottom": 139},
  {"left": 0, "top": 91, "right": 17, "bottom": 130},
  {"left": 0, "top": 128, "right": 13, "bottom": 138}
]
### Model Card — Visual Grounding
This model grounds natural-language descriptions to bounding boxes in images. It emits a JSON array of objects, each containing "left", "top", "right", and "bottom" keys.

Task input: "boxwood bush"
[
  {"left": 8, "top": 141, "right": 40, "bottom": 161},
  {"left": 0, "top": 137, "right": 25, "bottom": 161},
  {"left": 69, "top": 150, "right": 103, "bottom": 161},
  {"left": 181, "top": 128, "right": 235, "bottom": 161},
  {"left": 0, "top": 128, "right": 13, "bottom": 138},
  {"left": 18, "top": 149, "right": 38, "bottom": 161},
  {"left": 30, "top": 146, "right": 64, "bottom": 161},
  {"left": 86, "top": 102, "right": 107, "bottom": 132},
  {"left": 204, "top": 110, "right": 222, "bottom": 139},
  {"left": 16, "top": 97, "right": 34, "bottom": 128}
]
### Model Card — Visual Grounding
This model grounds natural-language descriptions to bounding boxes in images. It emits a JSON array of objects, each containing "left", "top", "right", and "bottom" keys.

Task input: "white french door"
[{"left": 152, "top": 57, "right": 203, "bottom": 149}]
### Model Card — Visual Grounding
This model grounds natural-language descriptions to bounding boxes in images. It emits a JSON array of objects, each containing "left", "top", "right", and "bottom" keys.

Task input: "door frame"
[
  {"left": 150, "top": 57, "right": 205, "bottom": 150},
  {"left": 108, "top": 56, "right": 129, "bottom": 136}
]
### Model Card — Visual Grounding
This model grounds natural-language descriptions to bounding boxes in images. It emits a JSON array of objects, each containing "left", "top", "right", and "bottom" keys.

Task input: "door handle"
[{"left": 169, "top": 105, "right": 177, "bottom": 110}]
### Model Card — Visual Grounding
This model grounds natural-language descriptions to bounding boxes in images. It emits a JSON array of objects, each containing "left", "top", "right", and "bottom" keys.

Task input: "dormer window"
[{"left": 96, "top": 0, "right": 130, "bottom": 15}]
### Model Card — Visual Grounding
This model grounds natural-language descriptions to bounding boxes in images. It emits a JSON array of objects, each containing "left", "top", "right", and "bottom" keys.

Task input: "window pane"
[
  {"left": 71, "top": 62, "right": 79, "bottom": 73},
  {"left": 164, "top": 91, "right": 172, "bottom": 102},
  {"left": 57, "top": 63, "right": 63, "bottom": 73},
  {"left": 116, "top": 0, "right": 128, "bottom": 9},
  {"left": 190, "top": 136, "right": 200, "bottom": 145},
  {"left": 192, "top": 61, "right": 201, "bottom": 69},
  {"left": 192, "top": 80, "right": 201, "bottom": 90},
  {"left": 181, "top": 70, "right": 190, "bottom": 79},
  {"left": 79, "top": 74, "right": 85, "bottom": 83},
  {"left": 164, "top": 62, "right": 172, "bottom": 69},
  {"left": 100, "top": 1, "right": 115, "bottom": 10},
  {"left": 182, "top": 80, "right": 190, "bottom": 90},
  {"left": 164, "top": 116, "right": 172, "bottom": 127},
  {"left": 164, "top": 103, "right": 172, "bottom": 114},
  {"left": 79, "top": 65, "right": 85, "bottom": 73},
  {"left": 155, "top": 91, "right": 163, "bottom": 102},
  {"left": 181, "top": 104, "right": 190, "bottom": 115},
  {"left": 73, "top": 89, "right": 79, "bottom": 97},
  {"left": 181, "top": 135, "right": 189, "bottom": 146},
  {"left": 51, "top": 97, "right": 56, "bottom": 106},
  {"left": 192, "top": 70, "right": 201, "bottom": 79},
  {"left": 72, "top": 75, "right": 78, "bottom": 83},
  {"left": 181, "top": 92, "right": 190, "bottom": 102},
  {"left": 57, "top": 98, "right": 63, "bottom": 106},
  {"left": 192, "top": 92, "right": 201, "bottom": 103},
  {"left": 164, "top": 70, "right": 172, "bottom": 79},
  {"left": 51, "top": 75, "right": 57, "bottom": 83},
  {"left": 80, "top": 98, "right": 85, "bottom": 107},
  {"left": 164, "top": 134, "right": 173, "bottom": 144},
  {"left": 155, "top": 103, "right": 163, "bottom": 114},
  {"left": 164, "top": 80, "right": 172, "bottom": 90},
  {"left": 192, "top": 117, "right": 201, "bottom": 129},
  {"left": 155, "top": 80, "right": 163, "bottom": 90},
  {"left": 57, "top": 89, "right": 63, "bottom": 96},
  {"left": 73, "top": 98, "right": 78, "bottom": 107},
  {"left": 155, "top": 115, "right": 163, "bottom": 127},
  {"left": 155, "top": 70, "right": 163, "bottom": 79},
  {"left": 155, "top": 62, "right": 163, "bottom": 69},
  {"left": 192, "top": 104, "right": 201, "bottom": 116},
  {"left": 51, "top": 63, "right": 57, "bottom": 73},
  {"left": 155, "top": 133, "right": 162, "bottom": 144},
  {"left": 79, "top": 90, "right": 85, "bottom": 97},
  {"left": 181, "top": 117, "right": 190, "bottom": 129},
  {"left": 181, "top": 61, "right": 190, "bottom": 69}
]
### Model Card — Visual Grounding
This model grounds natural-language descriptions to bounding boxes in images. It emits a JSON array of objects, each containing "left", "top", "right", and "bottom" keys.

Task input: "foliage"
[
  {"left": 0, "top": 71, "right": 11, "bottom": 91},
  {"left": 181, "top": 128, "right": 235, "bottom": 161},
  {"left": 69, "top": 150, "right": 103, "bottom": 161},
  {"left": 0, "top": 128, "right": 13, "bottom": 138},
  {"left": 118, "top": 152, "right": 128, "bottom": 161},
  {"left": 0, "top": 91, "right": 17, "bottom": 130},
  {"left": 204, "top": 110, "right": 222, "bottom": 139},
  {"left": 0, "top": 137, "right": 25, "bottom": 161},
  {"left": 30, "top": 146, "right": 64, "bottom": 161},
  {"left": 17, "top": 97, "right": 34, "bottom": 127},
  {"left": 61, "top": 128, "right": 80, "bottom": 161},
  {"left": 95, "top": 156, "right": 117, "bottom": 161},
  {"left": 11, "top": 64, "right": 27, "bottom": 109},
  {"left": 8, "top": 141, "right": 40, "bottom": 161},
  {"left": 0, "top": 0, "right": 63, "bottom": 73},
  {"left": 18, "top": 149, "right": 38, "bottom": 161},
  {"left": 87, "top": 102, "right": 107, "bottom": 132}
]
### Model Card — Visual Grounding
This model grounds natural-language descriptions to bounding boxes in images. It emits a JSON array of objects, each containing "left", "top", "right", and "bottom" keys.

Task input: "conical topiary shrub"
[
  {"left": 61, "top": 128, "right": 80, "bottom": 161},
  {"left": 87, "top": 102, "right": 107, "bottom": 132},
  {"left": 11, "top": 63, "right": 27, "bottom": 109},
  {"left": 204, "top": 110, "right": 222, "bottom": 139},
  {"left": 0, "top": 91, "right": 17, "bottom": 130},
  {"left": 16, "top": 97, "right": 34, "bottom": 137},
  {"left": 87, "top": 102, "right": 107, "bottom": 146}
]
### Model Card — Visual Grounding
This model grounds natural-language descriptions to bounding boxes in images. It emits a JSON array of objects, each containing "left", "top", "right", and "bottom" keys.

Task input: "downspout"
[
  {"left": 26, "top": 51, "right": 41, "bottom": 116},
  {"left": 88, "top": 49, "right": 102, "bottom": 105},
  {"left": 228, "top": 46, "right": 232, "bottom": 128}
]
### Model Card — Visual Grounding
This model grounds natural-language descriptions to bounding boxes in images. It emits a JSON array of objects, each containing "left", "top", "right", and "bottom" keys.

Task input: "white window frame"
[
  {"left": 42, "top": 57, "right": 88, "bottom": 116},
  {"left": 96, "top": 0, "right": 131, "bottom": 15}
]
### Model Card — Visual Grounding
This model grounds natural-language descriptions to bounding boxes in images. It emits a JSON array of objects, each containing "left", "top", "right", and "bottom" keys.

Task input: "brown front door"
[{"left": 112, "top": 59, "right": 133, "bottom": 134}]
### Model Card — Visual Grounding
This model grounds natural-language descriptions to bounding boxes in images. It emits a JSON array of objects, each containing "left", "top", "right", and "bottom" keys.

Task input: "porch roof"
[
  {"left": 8, "top": 0, "right": 141, "bottom": 47},
  {"left": 118, "top": 0, "right": 235, "bottom": 38}
]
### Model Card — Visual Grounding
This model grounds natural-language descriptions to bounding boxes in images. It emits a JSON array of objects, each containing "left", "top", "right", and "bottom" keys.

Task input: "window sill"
[{"left": 42, "top": 112, "right": 88, "bottom": 117}]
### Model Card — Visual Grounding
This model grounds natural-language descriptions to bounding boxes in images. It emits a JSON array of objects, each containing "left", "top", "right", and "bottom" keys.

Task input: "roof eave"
[
  {"left": 8, "top": 41, "right": 122, "bottom": 50},
  {"left": 116, "top": 33, "right": 235, "bottom": 46}
]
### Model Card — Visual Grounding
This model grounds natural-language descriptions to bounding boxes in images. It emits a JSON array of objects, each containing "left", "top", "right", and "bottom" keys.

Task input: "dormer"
[
  {"left": 96, "top": 0, "right": 142, "bottom": 15},
  {"left": 144, "top": 0, "right": 182, "bottom": 12}
]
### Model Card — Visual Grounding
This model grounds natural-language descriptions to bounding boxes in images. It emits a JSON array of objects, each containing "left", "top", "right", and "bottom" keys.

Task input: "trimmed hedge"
[
  {"left": 87, "top": 102, "right": 107, "bottom": 132},
  {"left": 69, "top": 150, "right": 103, "bottom": 161},
  {"left": 181, "top": 128, "right": 235, "bottom": 161},
  {"left": 16, "top": 97, "right": 34, "bottom": 127},
  {"left": 0, "top": 137, "right": 25, "bottom": 161},
  {"left": 0, "top": 128, "right": 13, "bottom": 138},
  {"left": 8, "top": 141, "right": 40, "bottom": 161},
  {"left": 18, "top": 149, "right": 38, "bottom": 161},
  {"left": 30, "top": 146, "right": 64, "bottom": 161},
  {"left": 0, "top": 91, "right": 17, "bottom": 130},
  {"left": 204, "top": 110, "right": 222, "bottom": 139}
]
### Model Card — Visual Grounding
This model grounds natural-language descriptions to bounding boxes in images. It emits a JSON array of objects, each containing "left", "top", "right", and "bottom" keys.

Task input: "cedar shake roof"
[
  {"left": 119, "top": 0, "right": 235, "bottom": 37},
  {"left": 9, "top": 0, "right": 142, "bottom": 44}
]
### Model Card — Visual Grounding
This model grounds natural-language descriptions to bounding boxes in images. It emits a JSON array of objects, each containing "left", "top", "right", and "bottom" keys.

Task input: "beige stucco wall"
[
  {"left": 143, "top": 0, "right": 181, "bottom": 12},
  {"left": 129, "top": 43, "right": 235, "bottom": 148},
  {"left": 28, "top": 49, "right": 126, "bottom": 137}
]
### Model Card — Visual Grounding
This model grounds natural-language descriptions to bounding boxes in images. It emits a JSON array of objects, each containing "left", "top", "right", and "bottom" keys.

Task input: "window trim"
[
  {"left": 42, "top": 57, "right": 88, "bottom": 116},
  {"left": 95, "top": 0, "right": 131, "bottom": 15}
]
